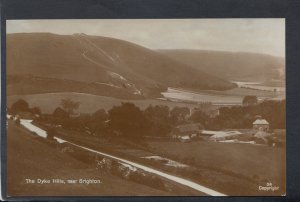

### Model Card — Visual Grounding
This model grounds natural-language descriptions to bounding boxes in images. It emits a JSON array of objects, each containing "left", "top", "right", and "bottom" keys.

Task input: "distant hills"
[
  {"left": 7, "top": 33, "right": 235, "bottom": 98},
  {"left": 158, "top": 49, "right": 285, "bottom": 83}
]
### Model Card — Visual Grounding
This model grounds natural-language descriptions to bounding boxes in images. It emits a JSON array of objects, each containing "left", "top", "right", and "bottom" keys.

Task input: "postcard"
[{"left": 5, "top": 19, "right": 285, "bottom": 197}]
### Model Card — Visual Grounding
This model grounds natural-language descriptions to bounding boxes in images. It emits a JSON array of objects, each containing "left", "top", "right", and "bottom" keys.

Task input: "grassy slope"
[
  {"left": 7, "top": 75, "right": 143, "bottom": 99},
  {"left": 180, "top": 87, "right": 285, "bottom": 97},
  {"left": 147, "top": 140, "right": 286, "bottom": 196},
  {"left": 46, "top": 123, "right": 286, "bottom": 196},
  {"left": 7, "top": 33, "right": 235, "bottom": 98},
  {"left": 6, "top": 120, "right": 175, "bottom": 196},
  {"left": 159, "top": 49, "right": 285, "bottom": 82}
]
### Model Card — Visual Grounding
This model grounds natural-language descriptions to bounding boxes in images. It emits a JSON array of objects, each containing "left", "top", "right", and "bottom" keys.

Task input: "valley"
[{"left": 6, "top": 31, "right": 286, "bottom": 197}]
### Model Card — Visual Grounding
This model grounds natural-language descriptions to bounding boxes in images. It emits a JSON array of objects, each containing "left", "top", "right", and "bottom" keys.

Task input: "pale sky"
[{"left": 7, "top": 19, "right": 285, "bottom": 57}]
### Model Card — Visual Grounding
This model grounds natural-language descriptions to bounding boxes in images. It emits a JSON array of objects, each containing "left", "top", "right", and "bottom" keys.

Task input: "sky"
[{"left": 7, "top": 19, "right": 285, "bottom": 57}]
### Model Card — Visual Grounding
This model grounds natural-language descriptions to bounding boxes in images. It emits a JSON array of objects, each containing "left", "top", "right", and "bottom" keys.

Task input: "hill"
[
  {"left": 7, "top": 33, "right": 235, "bottom": 98},
  {"left": 7, "top": 120, "right": 173, "bottom": 196},
  {"left": 158, "top": 49, "right": 285, "bottom": 83}
]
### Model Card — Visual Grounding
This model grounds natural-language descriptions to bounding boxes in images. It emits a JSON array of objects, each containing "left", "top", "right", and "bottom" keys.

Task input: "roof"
[
  {"left": 180, "top": 136, "right": 191, "bottom": 140},
  {"left": 202, "top": 130, "right": 242, "bottom": 138},
  {"left": 253, "top": 119, "right": 269, "bottom": 125}
]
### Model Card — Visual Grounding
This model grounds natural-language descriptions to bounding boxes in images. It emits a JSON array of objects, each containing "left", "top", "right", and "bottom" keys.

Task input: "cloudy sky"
[{"left": 7, "top": 19, "right": 285, "bottom": 57}]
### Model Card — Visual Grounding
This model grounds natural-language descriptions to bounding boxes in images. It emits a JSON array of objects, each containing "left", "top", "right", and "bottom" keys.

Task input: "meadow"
[
  {"left": 7, "top": 120, "right": 177, "bottom": 196},
  {"left": 7, "top": 84, "right": 286, "bottom": 115},
  {"left": 161, "top": 87, "right": 285, "bottom": 104},
  {"left": 147, "top": 138, "right": 286, "bottom": 196}
]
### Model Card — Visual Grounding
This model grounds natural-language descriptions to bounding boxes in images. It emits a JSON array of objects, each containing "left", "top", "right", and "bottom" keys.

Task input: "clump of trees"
[
  {"left": 143, "top": 105, "right": 172, "bottom": 137},
  {"left": 242, "top": 95, "right": 258, "bottom": 106},
  {"left": 10, "top": 99, "right": 41, "bottom": 116},
  {"left": 26, "top": 96, "right": 285, "bottom": 143},
  {"left": 189, "top": 110, "right": 209, "bottom": 127},
  {"left": 108, "top": 103, "right": 149, "bottom": 140},
  {"left": 60, "top": 98, "right": 80, "bottom": 115},
  {"left": 209, "top": 100, "right": 285, "bottom": 130}
]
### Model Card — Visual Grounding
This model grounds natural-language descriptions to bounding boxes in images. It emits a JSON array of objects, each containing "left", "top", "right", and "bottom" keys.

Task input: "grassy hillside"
[
  {"left": 7, "top": 75, "right": 144, "bottom": 99},
  {"left": 7, "top": 120, "right": 174, "bottom": 196},
  {"left": 159, "top": 49, "right": 285, "bottom": 83},
  {"left": 7, "top": 33, "right": 236, "bottom": 98},
  {"left": 148, "top": 140, "right": 286, "bottom": 196}
]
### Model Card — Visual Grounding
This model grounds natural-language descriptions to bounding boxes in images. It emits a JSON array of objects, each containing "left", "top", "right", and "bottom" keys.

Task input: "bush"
[
  {"left": 14, "top": 117, "right": 20, "bottom": 125},
  {"left": 46, "top": 127, "right": 56, "bottom": 140},
  {"left": 11, "top": 99, "right": 29, "bottom": 115}
]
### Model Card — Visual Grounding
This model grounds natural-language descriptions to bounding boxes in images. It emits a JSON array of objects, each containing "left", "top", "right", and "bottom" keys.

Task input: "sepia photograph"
[{"left": 6, "top": 19, "right": 285, "bottom": 196}]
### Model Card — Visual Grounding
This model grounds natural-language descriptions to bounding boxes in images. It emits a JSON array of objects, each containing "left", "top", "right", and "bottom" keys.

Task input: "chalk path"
[{"left": 18, "top": 118, "right": 226, "bottom": 196}]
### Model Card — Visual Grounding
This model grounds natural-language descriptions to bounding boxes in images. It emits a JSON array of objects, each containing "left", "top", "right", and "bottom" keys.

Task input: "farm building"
[
  {"left": 253, "top": 117, "right": 269, "bottom": 131},
  {"left": 179, "top": 135, "right": 191, "bottom": 143},
  {"left": 202, "top": 130, "right": 243, "bottom": 141},
  {"left": 172, "top": 123, "right": 203, "bottom": 138}
]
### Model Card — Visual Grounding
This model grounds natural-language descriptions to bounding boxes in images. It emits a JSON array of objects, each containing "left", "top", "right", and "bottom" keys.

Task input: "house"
[
  {"left": 172, "top": 123, "right": 203, "bottom": 138},
  {"left": 253, "top": 116, "right": 269, "bottom": 131}
]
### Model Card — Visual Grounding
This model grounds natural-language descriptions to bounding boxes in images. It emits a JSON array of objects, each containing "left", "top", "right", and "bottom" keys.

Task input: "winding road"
[{"left": 19, "top": 118, "right": 226, "bottom": 196}]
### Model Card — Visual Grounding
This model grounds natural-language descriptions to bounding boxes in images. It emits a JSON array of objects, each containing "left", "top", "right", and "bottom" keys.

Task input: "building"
[
  {"left": 253, "top": 117, "right": 269, "bottom": 131},
  {"left": 204, "top": 130, "right": 243, "bottom": 141},
  {"left": 179, "top": 135, "right": 191, "bottom": 143}
]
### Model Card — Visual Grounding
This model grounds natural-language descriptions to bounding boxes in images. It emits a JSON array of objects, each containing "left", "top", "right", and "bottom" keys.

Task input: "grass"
[
  {"left": 147, "top": 139, "right": 286, "bottom": 196},
  {"left": 169, "top": 87, "right": 285, "bottom": 100},
  {"left": 7, "top": 86, "right": 285, "bottom": 115},
  {"left": 44, "top": 121, "right": 286, "bottom": 196},
  {"left": 6, "top": 120, "right": 190, "bottom": 196}
]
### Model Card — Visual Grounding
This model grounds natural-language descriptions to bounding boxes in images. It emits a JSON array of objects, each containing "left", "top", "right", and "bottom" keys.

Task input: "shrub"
[
  {"left": 46, "top": 127, "right": 56, "bottom": 140},
  {"left": 14, "top": 117, "right": 21, "bottom": 125}
]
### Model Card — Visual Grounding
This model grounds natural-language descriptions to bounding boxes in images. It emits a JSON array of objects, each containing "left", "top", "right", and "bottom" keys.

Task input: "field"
[
  {"left": 7, "top": 92, "right": 199, "bottom": 114},
  {"left": 31, "top": 119, "right": 286, "bottom": 196},
  {"left": 147, "top": 139, "right": 286, "bottom": 196},
  {"left": 162, "top": 87, "right": 285, "bottom": 104},
  {"left": 6, "top": 120, "right": 182, "bottom": 196},
  {"left": 7, "top": 84, "right": 286, "bottom": 114},
  {"left": 233, "top": 81, "right": 285, "bottom": 92}
]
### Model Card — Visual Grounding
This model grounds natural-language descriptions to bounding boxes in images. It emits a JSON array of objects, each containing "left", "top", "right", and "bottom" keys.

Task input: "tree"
[
  {"left": 189, "top": 110, "right": 209, "bottom": 126},
  {"left": 60, "top": 98, "right": 80, "bottom": 115},
  {"left": 108, "top": 102, "right": 149, "bottom": 140},
  {"left": 46, "top": 127, "right": 56, "bottom": 140},
  {"left": 92, "top": 109, "right": 108, "bottom": 121},
  {"left": 243, "top": 96, "right": 258, "bottom": 106},
  {"left": 11, "top": 99, "right": 29, "bottom": 115},
  {"left": 30, "top": 107, "right": 41, "bottom": 115},
  {"left": 144, "top": 105, "right": 170, "bottom": 121},
  {"left": 88, "top": 109, "right": 108, "bottom": 135},
  {"left": 209, "top": 100, "right": 286, "bottom": 129},
  {"left": 144, "top": 105, "right": 172, "bottom": 136},
  {"left": 53, "top": 107, "right": 69, "bottom": 119},
  {"left": 170, "top": 107, "right": 190, "bottom": 124}
]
